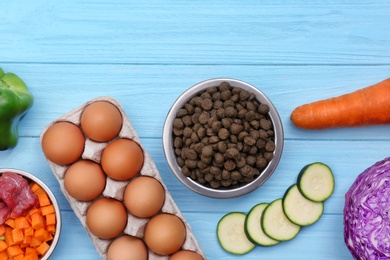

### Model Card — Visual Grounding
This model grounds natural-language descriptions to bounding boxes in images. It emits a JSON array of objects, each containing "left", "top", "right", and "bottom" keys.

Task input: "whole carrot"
[{"left": 290, "top": 78, "right": 390, "bottom": 129}]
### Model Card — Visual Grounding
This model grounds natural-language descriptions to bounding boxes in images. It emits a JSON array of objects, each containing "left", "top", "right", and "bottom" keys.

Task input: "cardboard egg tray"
[{"left": 40, "top": 96, "right": 205, "bottom": 260}]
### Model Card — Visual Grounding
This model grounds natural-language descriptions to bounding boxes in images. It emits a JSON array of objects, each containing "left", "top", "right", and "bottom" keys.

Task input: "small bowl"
[
  {"left": 163, "top": 78, "right": 284, "bottom": 199},
  {"left": 0, "top": 168, "right": 61, "bottom": 259}
]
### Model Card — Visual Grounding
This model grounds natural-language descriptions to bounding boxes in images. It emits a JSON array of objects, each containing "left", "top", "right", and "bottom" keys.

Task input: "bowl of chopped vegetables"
[
  {"left": 0, "top": 168, "right": 61, "bottom": 260},
  {"left": 163, "top": 78, "right": 284, "bottom": 199}
]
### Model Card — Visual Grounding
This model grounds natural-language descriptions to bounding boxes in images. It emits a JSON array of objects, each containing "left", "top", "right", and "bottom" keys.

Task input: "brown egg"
[
  {"left": 86, "top": 198, "right": 127, "bottom": 239},
  {"left": 80, "top": 101, "right": 123, "bottom": 142},
  {"left": 64, "top": 160, "right": 106, "bottom": 201},
  {"left": 41, "top": 121, "right": 85, "bottom": 165},
  {"left": 124, "top": 176, "right": 165, "bottom": 218},
  {"left": 107, "top": 235, "right": 148, "bottom": 260},
  {"left": 144, "top": 213, "right": 186, "bottom": 255},
  {"left": 101, "top": 138, "right": 144, "bottom": 181},
  {"left": 169, "top": 250, "right": 204, "bottom": 260}
]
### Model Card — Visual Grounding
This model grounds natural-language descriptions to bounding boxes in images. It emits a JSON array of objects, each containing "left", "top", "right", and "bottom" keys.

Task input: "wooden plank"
[
  {"left": 1, "top": 63, "right": 389, "bottom": 140},
  {"left": 0, "top": 1, "right": 389, "bottom": 65}
]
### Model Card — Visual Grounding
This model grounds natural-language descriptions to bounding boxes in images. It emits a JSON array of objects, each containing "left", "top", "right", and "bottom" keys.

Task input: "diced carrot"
[
  {"left": 44, "top": 233, "right": 53, "bottom": 243},
  {"left": 14, "top": 217, "right": 30, "bottom": 230},
  {"left": 29, "top": 183, "right": 41, "bottom": 193},
  {"left": 40, "top": 205, "right": 55, "bottom": 216},
  {"left": 24, "top": 227, "right": 34, "bottom": 237},
  {"left": 35, "top": 242, "right": 50, "bottom": 256},
  {"left": 11, "top": 228, "right": 24, "bottom": 244},
  {"left": 34, "top": 228, "right": 48, "bottom": 242},
  {"left": 0, "top": 251, "right": 6, "bottom": 260},
  {"left": 45, "top": 213, "right": 56, "bottom": 226},
  {"left": 0, "top": 225, "right": 5, "bottom": 237},
  {"left": 13, "top": 254, "right": 24, "bottom": 260},
  {"left": 24, "top": 247, "right": 35, "bottom": 255},
  {"left": 24, "top": 251, "right": 39, "bottom": 260},
  {"left": 7, "top": 244, "right": 23, "bottom": 257},
  {"left": 4, "top": 227, "right": 14, "bottom": 246},
  {"left": 34, "top": 188, "right": 51, "bottom": 207},
  {"left": 27, "top": 208, "right": 40, "bottom": 218},
  {"left": 46, "top": 225, "right": 56, "bottom": 234},
  {"left": 22, "top": 235, "right": 32, "bottom": 246},
  {"left": 29, "top": 237, "right": 41, "bottom": 248},
  {"left": 31, "top": 213, "right": 45, "bottom": 230},
  {"left": 0, "top": 240, "right": 7, "bottom": 252},
  {"left": 5, "top": 218, "right": 15, "bottom": 228}
]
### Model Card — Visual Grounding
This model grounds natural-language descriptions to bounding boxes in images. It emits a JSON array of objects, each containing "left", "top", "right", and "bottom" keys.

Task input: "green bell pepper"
[{"left": 0, "top": 68, "right": 34, "bottom": 150}]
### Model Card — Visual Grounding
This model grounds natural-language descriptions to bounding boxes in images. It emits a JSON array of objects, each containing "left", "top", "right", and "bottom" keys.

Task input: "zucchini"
[
  {"left": 297, "top": 162, "right": 335, "bottom": 202},
  {"left": 217, "top": 212, "right": 255, "bottom": 255},
  {"left": 282, "top": 184, "right": 324, "bottom": 226},
  {"left": 245, "top": 203, "right": 279, "bottom": 246},
  {"left": 261, "top": 198, "right": 300, "bottom": 241}
]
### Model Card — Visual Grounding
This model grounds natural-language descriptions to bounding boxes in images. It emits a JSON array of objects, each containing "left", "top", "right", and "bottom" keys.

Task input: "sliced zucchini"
[
  {"left": 261, "top": 198, "right": 300, "bottom": 241},
  {"left": 245, "top": 203, "right": 279, "bottom": 246},
  {"left": 283, "top": 184, "right": 324, "bottom": 226},
  {"left": 217, "top": 212, "right": 255, "bottom": 255},
  {"left": 297, "top": 162, "right": 335, "bottom": 202}
]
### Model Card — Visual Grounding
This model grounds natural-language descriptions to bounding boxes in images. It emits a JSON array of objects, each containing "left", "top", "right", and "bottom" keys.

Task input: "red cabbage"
[{"left": 344, "top": 157, "right": 390, "bottom": 260}]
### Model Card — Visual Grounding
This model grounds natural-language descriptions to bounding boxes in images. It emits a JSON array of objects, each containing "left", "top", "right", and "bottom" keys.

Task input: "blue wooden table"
[{"left": 1, "top": 1, "right": 390, "bottom": 259}]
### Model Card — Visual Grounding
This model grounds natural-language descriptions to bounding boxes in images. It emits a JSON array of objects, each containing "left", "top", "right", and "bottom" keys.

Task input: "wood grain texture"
[{"left": 1, "top": 1, "right": 390, "bottom": 259}]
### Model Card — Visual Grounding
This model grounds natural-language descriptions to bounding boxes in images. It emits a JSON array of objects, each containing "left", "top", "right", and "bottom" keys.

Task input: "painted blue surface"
[{"left": 1, "top": 1, "right": 390, "bottom": 259}]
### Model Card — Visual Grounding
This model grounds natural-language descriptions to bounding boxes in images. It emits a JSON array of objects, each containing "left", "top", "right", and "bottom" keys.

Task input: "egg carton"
[{"left": 40, "top": 96, "right": 206, "bottom": 260}]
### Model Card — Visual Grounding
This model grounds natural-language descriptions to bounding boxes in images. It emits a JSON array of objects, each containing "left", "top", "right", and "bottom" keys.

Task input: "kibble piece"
[
  {"left": 212, "top": 91, "right": 221, "bottom": 101},
  {"left": 258, "top": 103, "right": 270, "bottom": 114},
  {"left": 174, "top": 137, "right": 182, "bottom": 148},
  {"left": 185, "top": 148, "right": 198, "bottom": 160},
  {"left": 224, "top": 160, "right": 236, "bottom": 171},
  {"left": 226, "top": 147, "right": 240, "bottom": 159},
  {"left": 184, "top": 103, "right": 195, "bottom": 114},
  {"left": 201, "top": 98, "right": 213, "bottom": 110},
  {"left": 239, "top": 90, "right": 250, "bottom": 101},
  {"left": 205, "top": 173, "right": 214, "bottom": 182},
  {"left": 173, "top": 118, "right": 184, "bottom": 129},
  {"left": 260, "top": 118, "right": 272, "bottom": 130},
  {"left": 230, "top": 123, "right": 243, "bottom": 135},
  {"left": 265, "top": 140, "right": 275, "bottom": 152},
  {"left": 213, "top": 100, "right": 223, "bottom": 109},
  {"left": 219, "top": 81, "right": 231, "bottom": 91},
  {"left": 206, "top": 86, "right": 218, "bottom": 95},
  {"left": 225, "top": 106, "right": 237, "bottom": 118},
  {"left": 245, "top": 110, "right": 259, "bottom": 121},
  {"left": 210, "top": 180, "right": 221, "bottom": 189},
  {"left": 181, "top": 166, "right": 191, "bottom": 177},
  {"left": 231, "top": 171, "right": 242, "bottom": 181},
  {"left": 216, "top": 108, "right": 225, "bottom": 119},
  {"left": 176, "top": 108, "right": 188, "bottom": 117},
  {"left": 256, "top": 156, "right": 268, "bottom": 169},
  {"left": 202, "top": 145, "right": 214, "bottom": 157},
  {"left": 198, "top": 112, "right": 210, "bottom": 124},
  {"left": 218, "top": 128, "right": 230, "bottom": 140},
  {"left": 185, "top": 159, "right": 197, "bottom": 169},
  {"left": 217, "top": 141, "right": 227, "bottom": 153},
  {"left": 221, "top": 90, "right": 232, "bottom": 101}
]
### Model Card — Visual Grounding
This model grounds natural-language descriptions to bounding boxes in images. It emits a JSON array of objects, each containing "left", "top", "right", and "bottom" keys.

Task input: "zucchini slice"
[
  {"left": 217, "top": 212, "right": 255, "bottom": 255},
  {"left": 282, "top": 184, "right": 324, "bottom": 226},
  {"left": 245, "top": 203, "right": 279, "bottom": 246},
  {"left": 261, "top": 198, "right": 300, "bottom": 241},
  {"left": 297, "top": 162, "right": 335, "bottom": 202}
]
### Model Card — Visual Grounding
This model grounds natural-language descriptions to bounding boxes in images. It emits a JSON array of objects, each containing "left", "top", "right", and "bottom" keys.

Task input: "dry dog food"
[{"left": 172, "top": 82, "right": 275, "bottom": 189}]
